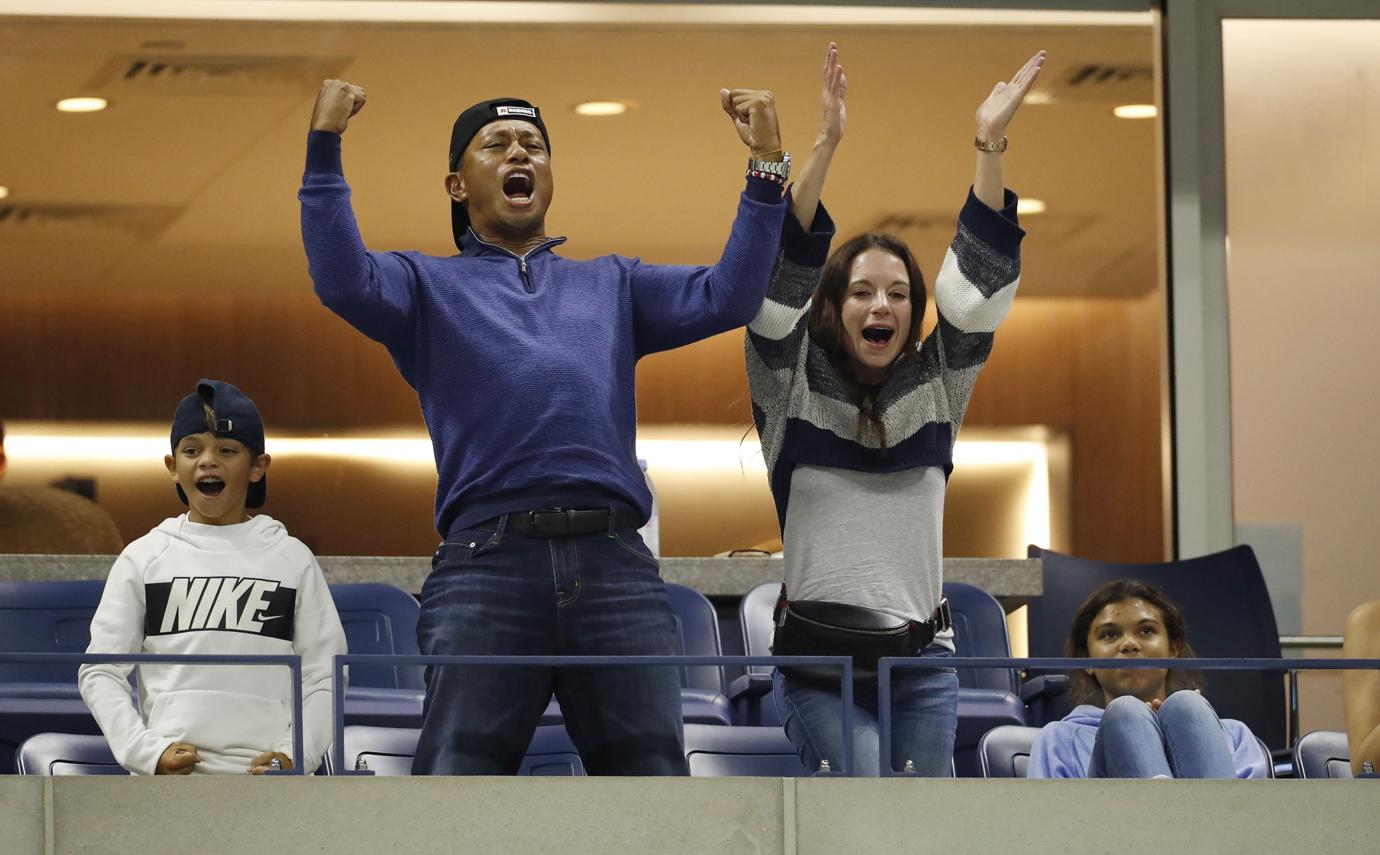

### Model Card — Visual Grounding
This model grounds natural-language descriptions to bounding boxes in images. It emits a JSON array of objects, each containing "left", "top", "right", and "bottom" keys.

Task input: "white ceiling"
[{"left": 0, "top": 11, "right": 1159, "bottom": 298}]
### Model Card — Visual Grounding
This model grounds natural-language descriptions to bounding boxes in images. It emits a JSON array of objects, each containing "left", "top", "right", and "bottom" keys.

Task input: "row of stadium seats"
[
  {"left": 0, "top": 578, "right": 1023, "bottom": 775},
  {"left": 14, "top": 725, "right": 1355, "bottom": 779},
  {"left": 0, "top": 544, "right": 1293, "bottom": 776}
]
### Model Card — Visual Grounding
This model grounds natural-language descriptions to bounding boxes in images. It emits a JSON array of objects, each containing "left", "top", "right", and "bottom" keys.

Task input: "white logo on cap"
[{"left": 495, "top": 105, "right": 536, "bottom": 118}]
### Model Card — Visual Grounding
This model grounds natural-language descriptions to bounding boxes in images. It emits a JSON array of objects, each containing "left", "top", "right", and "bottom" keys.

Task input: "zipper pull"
[{"left": 519, "top": 257, "right": 533, "bottom": 293}]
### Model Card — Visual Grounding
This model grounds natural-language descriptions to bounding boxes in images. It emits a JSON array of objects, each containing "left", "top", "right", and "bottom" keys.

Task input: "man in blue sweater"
[{"left": 300, "top": 79, "right": 788, "bottom": 775}]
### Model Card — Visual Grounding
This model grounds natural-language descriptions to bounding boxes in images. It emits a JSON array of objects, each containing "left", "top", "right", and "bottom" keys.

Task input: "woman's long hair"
[
  {"left": 1065, "top": 578, "right": 1205, "bottom": 708},
  {"left": 806, "top": 233, "right": 927, "bottom": 452}
]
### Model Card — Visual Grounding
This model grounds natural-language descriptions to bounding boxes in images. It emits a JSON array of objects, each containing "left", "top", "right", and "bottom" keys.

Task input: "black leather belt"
[{"left": 477, "top": 507, "right": 641, "bottom": 539}]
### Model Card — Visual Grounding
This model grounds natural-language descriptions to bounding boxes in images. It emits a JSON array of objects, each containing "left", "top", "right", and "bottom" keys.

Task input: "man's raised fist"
[{"left": 311, "top": 79, "right": 367, "bottom": 135}]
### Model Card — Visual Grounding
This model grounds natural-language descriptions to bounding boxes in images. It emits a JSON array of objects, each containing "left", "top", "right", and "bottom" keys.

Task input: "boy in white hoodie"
[{"left": 78, "top": 379, "right": 347, "bottom": 775}]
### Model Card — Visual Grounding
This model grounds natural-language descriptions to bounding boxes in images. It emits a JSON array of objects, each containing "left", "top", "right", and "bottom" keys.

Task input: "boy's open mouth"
[
  {"left": 195, "top": 477, "right": 225, "bottom": 498},
  {"left": 502, "top": 171, "right": 534, "bottom": 203},
  {"left": 861, "top": 326, "right": 895, "bottom": 347}
]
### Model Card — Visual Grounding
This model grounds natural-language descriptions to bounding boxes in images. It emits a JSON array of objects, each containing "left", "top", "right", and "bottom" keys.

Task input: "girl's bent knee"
[
  {"left": 1104, "top": 694, "right": 1155, "bottom": 722},
  {"left": 1159, "top": 689, "right": 1212, "bottom": 718}
]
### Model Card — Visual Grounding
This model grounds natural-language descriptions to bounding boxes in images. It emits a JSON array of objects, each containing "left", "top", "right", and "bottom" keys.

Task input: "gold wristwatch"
[{"left": 974, "top": 135, "right": 1008, "bottom": 153}]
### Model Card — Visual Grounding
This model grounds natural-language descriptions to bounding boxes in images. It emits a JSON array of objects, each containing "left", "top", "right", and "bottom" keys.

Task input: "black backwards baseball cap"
[
  {"left": 169, "top": 379, "right": 267, "bottom": 509},
  {"left": 448, "top": 98, "right": 550, "bottom": 251}
]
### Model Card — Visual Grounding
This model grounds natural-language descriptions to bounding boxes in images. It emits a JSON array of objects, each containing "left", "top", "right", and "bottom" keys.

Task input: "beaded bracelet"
[{"left": 748, "top": 169, "right": 787, "bottom": 185}]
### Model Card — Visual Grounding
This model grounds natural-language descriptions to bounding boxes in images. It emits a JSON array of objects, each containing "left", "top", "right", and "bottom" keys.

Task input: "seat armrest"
[
  {"left": 728, "top": 673, "right": 774, "bottom": 702},
  {"left": 1019, "top": 674, "right": 1068, "bottom": 703}
]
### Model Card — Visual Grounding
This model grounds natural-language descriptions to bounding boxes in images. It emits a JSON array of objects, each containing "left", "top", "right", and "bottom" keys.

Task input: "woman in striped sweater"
[{"left": 746, "top": 45, "right": 1044, "bottom": 776}]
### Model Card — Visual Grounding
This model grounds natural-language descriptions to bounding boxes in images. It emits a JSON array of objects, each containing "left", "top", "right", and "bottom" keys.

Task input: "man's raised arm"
[
  {"left": 626, "top": 87, "right": 788, "bottom": 354},
  {"left": 299, "top": 79, "right": 419, "bottom": 347}
]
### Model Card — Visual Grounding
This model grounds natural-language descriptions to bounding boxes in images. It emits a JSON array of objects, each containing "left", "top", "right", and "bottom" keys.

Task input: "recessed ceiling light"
[
  {"left": 1017, "top": 198, "right": 1047, "bottom": 216},
  {"left": 1024, "top": 91, "right": 1055, "bottom": 106},
  {"left": 56, "top": 97, "right": 108, "bottom": 113},
  {"left": 574, "top": 100, "right": 631, "bottom": 117},
  {"left": 0, "top": 186, "right": 9, "bottom": 201},
  {"left": 1113, "top": 103, "right": 1158, "bottom": 119}
]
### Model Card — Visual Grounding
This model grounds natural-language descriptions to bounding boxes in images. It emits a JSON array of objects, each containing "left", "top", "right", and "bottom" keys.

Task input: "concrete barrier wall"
[{"left": 1, "top": 777, "right": 1376, "bottom": 855}]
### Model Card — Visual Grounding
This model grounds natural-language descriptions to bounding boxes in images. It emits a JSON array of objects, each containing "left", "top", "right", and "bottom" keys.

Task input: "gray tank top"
[{"left": 782, "top": 464, "right": 955, "bottom": 650}]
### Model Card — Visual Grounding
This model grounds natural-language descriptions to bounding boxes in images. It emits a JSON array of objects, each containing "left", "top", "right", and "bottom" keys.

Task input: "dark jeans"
[
  {"left": 773, "top": 644, "right": 959, "bottom": 776},
  {"left": 411, "top": 517, "right": 688, "bottom": 776}
]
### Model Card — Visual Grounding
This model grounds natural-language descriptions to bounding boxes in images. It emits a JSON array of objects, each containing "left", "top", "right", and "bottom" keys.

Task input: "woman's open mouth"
[
  {"left": 195, "top": 477, "right": 225, "bottom": 498},
  {"left": 502, "top": 172, "right": 534, "bottom": 205},
  {"left": 861, "top": 326, "right": 895, "bottom": 349}
]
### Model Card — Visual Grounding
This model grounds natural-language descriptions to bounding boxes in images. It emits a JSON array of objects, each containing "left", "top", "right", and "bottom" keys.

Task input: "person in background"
[
  {"left": 1343, "top": 600, "right": 1380, "bottom": 775},
  {"left": 0, "top": 417, "right": 124, "bottom": 554},
  {"left": 78, "top": 380, "right": 346, "bottom": 775},
  {"left": 1028, "top": 579, "right": 1269, "bottom": 779},
  {"left": 745, "top": 44, "right": 1043, "bottom": 775}
]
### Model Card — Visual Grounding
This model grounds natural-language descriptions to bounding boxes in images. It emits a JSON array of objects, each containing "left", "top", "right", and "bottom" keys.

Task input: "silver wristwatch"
[{"left": 747, "top": 151, "right": 792, "bottom": 181}]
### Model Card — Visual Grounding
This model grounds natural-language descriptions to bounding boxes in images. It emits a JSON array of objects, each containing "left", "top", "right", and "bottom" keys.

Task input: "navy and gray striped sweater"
[{"left": 746, "top": 188, "right": 1025, "bottom": 529}]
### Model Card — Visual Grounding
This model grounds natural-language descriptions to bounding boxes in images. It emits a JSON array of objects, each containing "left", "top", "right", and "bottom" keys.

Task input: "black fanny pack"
[{"left": 771, "top": 586, "right": 951, "bottom": 687}]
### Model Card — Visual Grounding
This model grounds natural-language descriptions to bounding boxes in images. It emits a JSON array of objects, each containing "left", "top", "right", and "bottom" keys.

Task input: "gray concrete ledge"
[
  {"left": 0, "top": 776, "right": 1373, "bottom": 855},
  {"left": 0, "top": 554, "right": 1041, "bottom": 604}
]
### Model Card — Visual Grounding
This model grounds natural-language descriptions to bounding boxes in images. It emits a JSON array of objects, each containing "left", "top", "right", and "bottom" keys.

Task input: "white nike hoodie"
[{"left": 78, "top": 514, "right": 347, "bottom": 775}]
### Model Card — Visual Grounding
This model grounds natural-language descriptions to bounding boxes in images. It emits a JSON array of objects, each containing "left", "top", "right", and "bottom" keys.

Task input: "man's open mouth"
[
  {"left": 195, "top": 477, "right": 225, "bottom": 498},
  {"left": 861, "top": 326, "right": 895, "bottom": 346},
  {"left": 502, "top": 172, "right": 534, "bottom": 203}
]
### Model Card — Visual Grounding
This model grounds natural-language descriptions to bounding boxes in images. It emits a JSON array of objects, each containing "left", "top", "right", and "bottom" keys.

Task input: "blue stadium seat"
[
  {"left": 728, "top": 582, "right": 779, "bottom": 726},
  {"left": 542, "top": 583, "right": 732, "bottom": 727},
  {"left": 729, "top": 581, "right": 1027, "bottom": 776},
  {"left": 978, "top": 724, "right": 1041, "bottom": 778},
  {"left": 329, "top": 724, "right": 586, "bottom": 775},
  {"left": 1025, "top": 545, "right": 1287, "bottom": 753},
  {"left": 16, "top": 732, "right": 125, "bottom": 776},
  {"left": 0, "top": 580, "right": 107, "bottom": 774},
  {"left": 329, "top": 584, "right": 426, "bottom": 728},
  {"left": 329, "top": 583, "right": 423, "bottom": 690},
  {"left": 331, "top": 723, "right": 809, "bottom": 777},
  {"left": 683, "top": 723, "right": 809, "bottom": 777},
  {"left": 0, "top": 580, "right": 105, "bottom": 684},
  {"left": 1293, "top": 730, "right": 1352, "bottom": 779},
  {"left": 944, "top": 583, "right": 1028, "bottom": 777}
]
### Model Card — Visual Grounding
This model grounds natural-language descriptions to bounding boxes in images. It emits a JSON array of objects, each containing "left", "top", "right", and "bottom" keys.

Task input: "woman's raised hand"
[
  {"left": 974, "top": 50, "right": 1046, "bottom": 144},
  {"left": 816, "top": 42, "right": 847, "bottom": 149}
]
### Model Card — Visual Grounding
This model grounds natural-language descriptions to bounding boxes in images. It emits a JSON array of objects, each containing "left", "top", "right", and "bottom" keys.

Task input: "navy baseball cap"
[
  {"left": 169, "top": 379, "right": 267, "bottom": 509},
  {"left": 448, "top": 97, "right": 550, "bottom": 251}
]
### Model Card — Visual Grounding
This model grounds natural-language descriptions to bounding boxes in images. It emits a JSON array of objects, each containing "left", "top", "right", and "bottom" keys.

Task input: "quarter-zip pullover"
[{"left": 300, "top": 131, "right": 787, "bottom": 536}]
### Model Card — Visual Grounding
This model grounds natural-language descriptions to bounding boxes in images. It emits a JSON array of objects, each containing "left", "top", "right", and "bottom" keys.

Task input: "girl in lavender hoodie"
[{"left": 1029, "top": 579, "right": 1269, "bottom": 779}]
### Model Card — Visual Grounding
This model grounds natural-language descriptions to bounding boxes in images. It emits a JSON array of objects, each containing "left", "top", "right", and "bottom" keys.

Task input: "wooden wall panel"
[
  {"left": 1, "top": 290, "right": 1165, "bottom": 561},
  {"left": 0, "top": 293, "right": 421, "bottom": 427}
]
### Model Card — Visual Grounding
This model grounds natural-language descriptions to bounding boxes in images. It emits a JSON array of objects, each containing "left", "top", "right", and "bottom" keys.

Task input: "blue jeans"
[
  {"left": 1088, "top": 692, "right": 1238, "bottom": 778},
  {"left": 772, "top": 645, "right": 958, "bottom": 776},
  {"left": 412, "top": 517, "right": 688, "bottom": 776}
]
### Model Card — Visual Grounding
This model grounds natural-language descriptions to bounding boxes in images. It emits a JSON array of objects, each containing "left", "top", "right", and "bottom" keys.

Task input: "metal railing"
[
  {"left": 8, "top": 652, "right": 1380, "bottom": 778},
  {"left": 1279, "top": 636, "right": 1344, "bottom": 650},
  {"left": 0, "top": 652, "right": 306, "bottom": 775},
  {"left": 329, "top": 653, "right": 855, "bottom": 775},
  {"left": 1275, "top": 636, "right": 1346, "bottom": 746}
]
